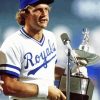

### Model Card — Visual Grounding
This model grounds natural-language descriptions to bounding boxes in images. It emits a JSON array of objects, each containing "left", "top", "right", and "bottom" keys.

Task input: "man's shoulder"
[
  {"left": 5, "top": 30, "right": 21, "bottom": 40},
  {"left": 2, "top": 30, "right": 21, "bottom": 46}
]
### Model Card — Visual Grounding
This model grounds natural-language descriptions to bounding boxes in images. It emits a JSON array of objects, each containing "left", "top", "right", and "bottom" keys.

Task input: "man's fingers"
[{"left": 60, "top": 91, "right": 66, "bottom": 100}]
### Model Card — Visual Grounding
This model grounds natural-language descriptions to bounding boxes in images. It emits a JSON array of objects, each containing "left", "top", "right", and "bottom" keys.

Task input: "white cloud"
[
  {"left": 72, "top": 0, "right": 100, "bottom": 20},
  {"left": 90, "top": 26, "right": 100, "bottom": 56}
]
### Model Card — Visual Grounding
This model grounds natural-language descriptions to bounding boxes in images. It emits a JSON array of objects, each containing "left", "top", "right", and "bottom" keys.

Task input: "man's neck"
[{"left": 24, "top": 27, "right": 44, "bottom": 41}]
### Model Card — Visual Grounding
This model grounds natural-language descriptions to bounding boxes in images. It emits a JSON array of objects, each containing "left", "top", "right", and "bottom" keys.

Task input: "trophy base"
[
  {"left": 59, "top": 75, "right": 94, "bottom": 100},
  {"left": 62, "top": 91, "right": 89, "bottom": 100}
]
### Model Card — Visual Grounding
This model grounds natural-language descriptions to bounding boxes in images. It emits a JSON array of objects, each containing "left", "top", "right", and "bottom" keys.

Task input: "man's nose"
[{"left": 41, "top": 9, "right": 48, "bottom": 16}]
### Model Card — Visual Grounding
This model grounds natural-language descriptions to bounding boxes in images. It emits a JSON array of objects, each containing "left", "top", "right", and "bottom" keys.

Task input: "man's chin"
[{"left": 40, "top": 25, "right": 48, "bottom": 29}]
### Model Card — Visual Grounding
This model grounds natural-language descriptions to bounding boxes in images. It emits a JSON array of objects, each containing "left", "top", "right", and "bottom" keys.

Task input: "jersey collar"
[{"left": 20, "top": 27, "right": 45, "bottom": 46}]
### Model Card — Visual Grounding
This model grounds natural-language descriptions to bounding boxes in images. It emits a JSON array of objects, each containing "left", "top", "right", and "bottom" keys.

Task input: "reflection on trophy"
[{"left": 79, "top": 28, "right": 90, "bottom": 52}]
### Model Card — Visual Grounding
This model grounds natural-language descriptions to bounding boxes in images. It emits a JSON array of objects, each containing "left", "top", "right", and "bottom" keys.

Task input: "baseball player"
[{"left": 0, "top": 0, "right": 66, "bottom": 100}]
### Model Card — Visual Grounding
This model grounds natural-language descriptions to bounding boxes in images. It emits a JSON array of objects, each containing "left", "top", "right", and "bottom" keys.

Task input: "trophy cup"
[{"left": 71, "top": 28, "right": 95, "bottom": 100}]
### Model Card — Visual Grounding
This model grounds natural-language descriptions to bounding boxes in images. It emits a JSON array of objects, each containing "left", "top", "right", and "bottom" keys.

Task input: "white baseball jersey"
[{"left": 0, "top": 27, "right": 57, "bottom": 100}]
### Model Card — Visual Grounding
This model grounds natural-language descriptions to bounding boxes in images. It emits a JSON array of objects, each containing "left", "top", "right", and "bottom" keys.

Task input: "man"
[{"left": 0, "top": 0, "right": 66, "bottom": 100}]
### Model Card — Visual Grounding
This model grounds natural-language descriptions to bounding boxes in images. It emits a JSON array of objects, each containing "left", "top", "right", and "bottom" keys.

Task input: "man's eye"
[{"left": 33, "top": 8, "right": 41, "bottom": 12}]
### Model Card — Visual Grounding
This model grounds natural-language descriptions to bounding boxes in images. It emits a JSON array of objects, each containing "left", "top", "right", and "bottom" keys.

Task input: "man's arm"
[
  {"left": 55, "top": 64, "right": 65, "bottom": 80},
  {"left": 1, "top": 74, "right": 66, "bottom": 100},
  {"left": 1, "top": 74, "right": 38, "bottom": 97}
]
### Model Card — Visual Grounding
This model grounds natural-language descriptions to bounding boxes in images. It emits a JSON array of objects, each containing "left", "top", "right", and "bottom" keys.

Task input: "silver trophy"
[
  {"left": 78, "top": 28, "right": 90, "bottom": 94},
  {"left": 77, "top": 28, "right": 100, "bottom": 66},
  {"left": 75, "top": 28, "right": 100, "bottom": 95}
]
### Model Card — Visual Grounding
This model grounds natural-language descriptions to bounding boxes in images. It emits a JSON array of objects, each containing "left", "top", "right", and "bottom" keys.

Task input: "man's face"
[{"left": 26, "top": 4, "right": 50, "bottom": 30}]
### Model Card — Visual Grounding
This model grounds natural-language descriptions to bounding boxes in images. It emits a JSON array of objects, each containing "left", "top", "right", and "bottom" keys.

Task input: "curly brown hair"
[{"left": 16, "top": 6, "right": 32, "bottom": 26}]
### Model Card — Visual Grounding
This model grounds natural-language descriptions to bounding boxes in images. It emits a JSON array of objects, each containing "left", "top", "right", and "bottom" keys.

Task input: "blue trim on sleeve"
[
  {"left": 0, "top": 64, "right": 21, "bottom": 78},
  {"left": 0, "top": 70, "right": 19, "bottom": 78},
  {"left": 0, "top": 64, "right": 21, "bottom": 71}
]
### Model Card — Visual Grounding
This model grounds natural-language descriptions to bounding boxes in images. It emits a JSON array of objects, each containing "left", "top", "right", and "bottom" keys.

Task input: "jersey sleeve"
[{"left": 0, "top": 39, "right": 22, "bottom": 78}]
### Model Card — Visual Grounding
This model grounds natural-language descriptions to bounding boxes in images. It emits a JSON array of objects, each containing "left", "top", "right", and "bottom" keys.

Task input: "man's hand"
[{"left": 48, "top": 86, "right": 66, "bottom": 100}]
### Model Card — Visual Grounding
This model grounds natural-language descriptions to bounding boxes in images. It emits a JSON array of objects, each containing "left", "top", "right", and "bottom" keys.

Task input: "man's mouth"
[{"left": 40, "top": 19, "right": 48, "bottom": 23}]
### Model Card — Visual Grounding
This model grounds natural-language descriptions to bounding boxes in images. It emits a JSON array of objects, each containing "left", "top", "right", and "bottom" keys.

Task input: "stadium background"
[{"left": 0, "top": 0, "right": 100, "bottom": 100}]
